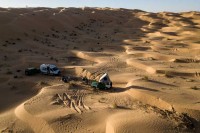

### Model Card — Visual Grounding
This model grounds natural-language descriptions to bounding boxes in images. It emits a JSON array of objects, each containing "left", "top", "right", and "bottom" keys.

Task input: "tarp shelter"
[{"left": 98, "top": 73, "right": 111, "bottom": 84}]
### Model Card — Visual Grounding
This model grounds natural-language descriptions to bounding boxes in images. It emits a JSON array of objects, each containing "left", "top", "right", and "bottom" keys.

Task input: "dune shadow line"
[{"left": 126, "top": 85, "right": 159, "bottom": 92}]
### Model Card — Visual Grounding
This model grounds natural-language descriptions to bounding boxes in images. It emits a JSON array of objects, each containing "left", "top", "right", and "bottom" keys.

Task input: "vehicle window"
[
  {"left": 53, "top": 67, "right": 58, "bottom": 71},
  {"left": 103, "top": 77, "right": 107, "bottom": 81}
]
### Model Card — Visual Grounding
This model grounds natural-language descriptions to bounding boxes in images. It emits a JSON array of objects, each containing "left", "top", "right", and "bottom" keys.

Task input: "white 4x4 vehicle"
[{"left": 40, "top": 64, "right": 61, "bottom": 75}]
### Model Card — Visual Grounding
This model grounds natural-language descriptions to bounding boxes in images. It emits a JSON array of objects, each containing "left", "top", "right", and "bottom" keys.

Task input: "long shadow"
[
  {"left": 148, "top": 79, "right": 177, "bottom": 87},
  {"left": 0, "top": 89, "right": 39, "bottom": 113},
  {"left": 103, "top": 85, "right": 159, "bottom": 93},
  {"left": 126, "top": 85, "right": 159, "bottom": 92},
  {"left": 100, "top": 87, "right": 129, "bottom": 93}
]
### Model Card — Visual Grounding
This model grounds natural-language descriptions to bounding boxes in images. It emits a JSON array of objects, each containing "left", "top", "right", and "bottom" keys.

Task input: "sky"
[{"left": 0, "top": 0, "right": 200, "bottom": 12}]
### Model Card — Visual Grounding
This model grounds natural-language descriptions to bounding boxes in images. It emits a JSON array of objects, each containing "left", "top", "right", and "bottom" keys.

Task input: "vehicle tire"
[
  {"left": 47, "top": 70, "right": 50, "bottom": 75},
  {"left": 41, "top": 72, "right": 46, "bottom": 75},
  {"left": 25, "top": 71, "right": 29, "bottom": 76}
]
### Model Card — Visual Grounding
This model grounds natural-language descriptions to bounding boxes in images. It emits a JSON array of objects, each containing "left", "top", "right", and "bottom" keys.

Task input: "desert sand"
[{"left": 0, "top": 7, "right": 200, "bottom": 133}]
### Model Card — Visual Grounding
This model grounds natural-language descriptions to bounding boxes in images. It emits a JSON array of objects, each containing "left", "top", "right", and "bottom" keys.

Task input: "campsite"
[{"left": 0, "top": 1, "right": 200, "bottom": 133}]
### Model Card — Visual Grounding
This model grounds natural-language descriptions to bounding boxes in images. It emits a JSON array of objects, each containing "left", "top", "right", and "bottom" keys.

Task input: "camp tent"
[
  {"left": 91, "top": 73, "right": 112, "bottom": 89},
  {"left": 99, "top": 73, "right": 111, "bottom": 84}
]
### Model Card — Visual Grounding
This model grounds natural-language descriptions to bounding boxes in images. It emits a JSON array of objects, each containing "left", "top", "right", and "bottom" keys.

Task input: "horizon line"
[{"left": 0, "top": 6, "right": 200, "bottom": 13}]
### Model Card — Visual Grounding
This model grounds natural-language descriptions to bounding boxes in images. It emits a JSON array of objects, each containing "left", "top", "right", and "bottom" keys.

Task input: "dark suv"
[{"left": 25, "top": 67, "right": 40, "bottom": 76}]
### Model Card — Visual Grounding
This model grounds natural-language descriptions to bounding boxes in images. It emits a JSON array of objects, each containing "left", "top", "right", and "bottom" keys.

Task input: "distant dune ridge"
[{"left": 0, "top": 7, "right": 200, "bottom": 132}]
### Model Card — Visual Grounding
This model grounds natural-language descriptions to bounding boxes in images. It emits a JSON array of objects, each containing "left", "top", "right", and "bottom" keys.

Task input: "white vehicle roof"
[
  {"left": 99, "top": 73, "right": 111, "bottom": 83},
  {"left": 40, "top": 64, "right": 57, "bottom": 68}
]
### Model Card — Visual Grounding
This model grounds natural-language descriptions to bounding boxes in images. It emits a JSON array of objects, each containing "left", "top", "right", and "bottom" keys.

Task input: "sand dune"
[
  {"left": 0, "top": 7, "right": 200, "bottom": 132},
  {"left": 106, "top": 110, "right": 175, "bottom": 133},
  {"left": 15, "top": 102, "right": 55, "bottom": 133}
]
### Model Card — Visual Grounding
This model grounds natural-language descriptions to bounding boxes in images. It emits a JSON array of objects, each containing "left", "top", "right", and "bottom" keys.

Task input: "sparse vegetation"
[
  {"left": 164, "top": 71, "right": 173, "bottom": 78},
  {"left": 16, "top": 38, "right": 21, "bottom": 41},
  {"left": 18, "top": 49, "right": 22, "bottom": 53},
  {"left": 2, "top": 44, "right": 7, "bottom": 47},
  {"left": 143, "top": 76, "right": 149, "bottom": 80},
  {"left": 6, "top": 70, "right": 12, "bottom": 75},
  {"left": 69, "top": 81, "right": 77, "bottom": 88},
  {"left": 186, "top": 79, "right": 194, "bottom": 82},
  {"left": 50, "top": 57, "right": 54, "bottom": 60},
  {"left": 190, "top": 86, "right": 199, "bottom": 90},
  {"left": 10, "top": 86, "right": 17, "bottom": 90},
  {"left": 73, "top": 46, "right": 77, "bottom": 49},
  {"left": 38, "top": 81, "right": 50, "bottom": 86},
  {"left": 24, "top": 32, "right": 28, "bottom": 37},
  {"left": 99, "top": 47, "right": 103, "bottom": 51},
  {"left": 112, "top": 103, "right": 118, "bottom": 109},
  {"left": 3, "top": 55, "right": 7, "bottom": 61},
  {"left": 32, "top": 29, "right": 36, "bottom": 32},
  {"left": 13, "top": 75, "right": 18, "bottom": 78}
]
